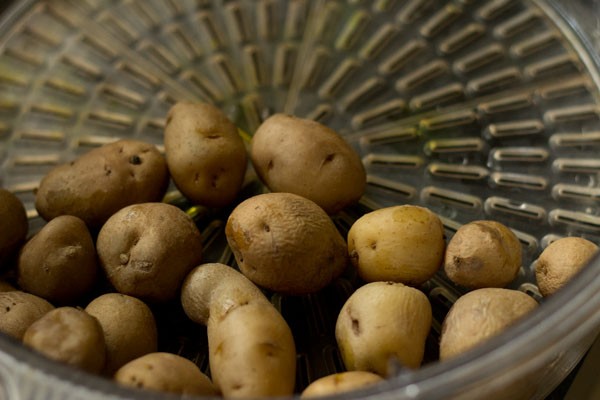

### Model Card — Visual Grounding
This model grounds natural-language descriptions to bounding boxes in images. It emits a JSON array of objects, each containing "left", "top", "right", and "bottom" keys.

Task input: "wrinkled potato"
[
  {"left": 35, "top": 139, "right": 169, "bottom": 227},
  {"left": 439, "top": 288, "right": 538, "bottom": 361},
  {"left": 164, "top": 101, "right": 248, "bottom": 208},
  {"left": 23, "top": 307, "right": 106, "bottom": 374},
  {"left": 336, "top": 281, "right": 432, "bottom": 375},
  {"left": 535, "top": 237, "right": 598, "bottom": 297},
  {"left": 85, "top": 293, "right": 158, "bottom": 375},
  {"left": 0, "top": 189, "right": 28, "bottom": 268},
  {"left": 181, "top": 263, "right": 296, "bottom": 398},
  {"left": 0, "top": 291, "right": 54, "bottom": 340},
  {"left": 114, "top": 352, "right": 218, "bottom": 396},
  {"left": 226, "top": 192, "right": 348, "bottom": 294},
  {"left": 251, "top": 114, "right": 366, "bottom": 214},
  {"left": 301, "top": 371, "right": 384, "bottom": 398},
  {"left": 444, "top": 221, "right": 522, "bottom": 289},
  {"left": 18, "top": 215, "right": 97, "bottom": 304},
  {"left": 97, "top": 202, "right": 202, "bottom": 302},
  {"left": 348, "top": 205, "right": 445, "bottom": 285}
]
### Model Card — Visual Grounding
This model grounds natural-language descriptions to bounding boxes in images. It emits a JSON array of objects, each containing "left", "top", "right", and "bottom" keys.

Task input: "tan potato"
[
  {"left": 164, "top": 101, "right": 248, "bottom": 208},
  {"left": 0, "top": 291, "right": 54, "bottom": 340},
  {"left": 181, "top": 263, "right": 296, "bottom": 398},
  {"left": 85, "top": 293, "right": 158, "bottom": 375},
  {"left": 335, "top": 281, "right": 432, "bottom": 375},
  {"left": 97, "top": 202, "right": 202, "bottom": 302},
  {"left": 114, "top": 352, "right": 218, "bottom": 396},
  {"left": 23, "top": 307, "right": 106, "bottom": 374},
  {"left": 0, "top": 189, "right": 28, "bottom": 268},
  {"left": 226, "top": 192, "right": 348, "bottom": 295},
  {"left": 347, "top": 205, "right": 445, "bottom": 285},
  {"left": 444, "top": 220, "right": 522, "bottom": 289},
  {"left": 250, "top": 114, "right": 366, "bottom": 214},
  {"left": 301, "top": 371, "right": 384, "bottom": 398},
  {"left": 439, "top": 288, "right": 538, "bottom": 361},
  {"left": 535, "top": 237, "right": 598, "bottom": 297},
  {"left": 18, "top": 215, "right": 97, "bottom": 304},
  {"left": 35, "top": 139, "right": 169, "bottom": 227}
]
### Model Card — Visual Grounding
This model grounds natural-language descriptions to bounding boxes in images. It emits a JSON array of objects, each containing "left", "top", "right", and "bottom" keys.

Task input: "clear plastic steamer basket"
[{"left": 0, "top": 0, "right": 600, "bottom": 399}]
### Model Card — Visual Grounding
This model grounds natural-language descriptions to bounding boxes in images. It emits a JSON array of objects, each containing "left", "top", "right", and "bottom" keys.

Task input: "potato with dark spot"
[
  {"left": 18, "top": 215, "right": 97, "bottom": 304},
  {"left": 0, "top": 291, "right": 54, "bottom": 340},
  {"left": 35, "top": 139, "right": 169, "bottom": 227},
  {"left": 251, "top": 114, "right": 366, "bottom": 214},
  {"left": 0, "top": 189, "right": 28, "bottom": 268},
  {"left": 165, "top": 102, "right": 247, "bottom": 208},
  {"left": 97, "top": 203, "right": 202, "bottom": 302},
  {"left": 301, "top": 371, "right": 384, "bottom": 398}
]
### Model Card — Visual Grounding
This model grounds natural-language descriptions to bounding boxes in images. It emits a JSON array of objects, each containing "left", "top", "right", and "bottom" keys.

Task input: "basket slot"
[
  {"left": 421, "top": 186, "right": 482, "bottom": 211},
  {"left": 100, "top": 84, "right": 146, "bottom": 110},
  {"left": 181, "top": 71, "right": 224, "bottom": 103},
  {"left": 22, "top": 24, "right": 61, "bottom": 47},
  {"left": 61, "top": 54, "right": 103, "bottom": 80},
  {"left": 366, "top": 175, "right": 416, "bottom": 199},
  {"left": 476, "top": 0, "right": 519, "bottom": 22},
  {"left": 484, "top": 196, "right": 546, "bottom": 221},
  {"left": 335, "top": 10, "right": 371, "bottom": 51},
  {"left": 419, "top": 4, "right": 462, "bottom": 39},
  {"left": 410, "top": 83, "right": 465, "bottom": 110},
  {"left": 352, "top": 99, "right": 405, "bottom": 129},
  {"left": 363, "top": 154, "right": 424, "bottom": 169},
  {"left": 550, "top": 131, "right": 600, "bottom": 149},
  {"left": 359, "top": 23, "right": 398, "bottom": 61},
  {"left": 486, "top": 119, "right": 544, "bottom": 138},
  {"left": 466, "top": 66, "right": 521, "bottom": 95},
  {"left": 552, "top": 184, "right": 600, "bottom": 203},
  {"left": 257, "top": 0, "right": 277, "bottom": 40},
  {"left": 273, "top": 43, "right": 297, "bottom": 87},
  {"left": 138, "top": 41, "right": 181, "bottom": 75},
  {"left": 16, "top": 129, "right": 65, "bottom": 143},
  {"left": 299, "top": 46, "right": 330, "bottom": 89},
  {"left": 378, "top": 38, "right": 426, "bottom": 76},
  {"left": 194, "top": 11, "right": 225, "bottom": 49},
  {"left": 552, "top": 158, "right": 600, "bottom": 174},
  {"left": 4, "top": 47, "right": 44, "bottom": 67},
  {"left": 538, "top": 77, "right": 591, "bottom": 100},
  {"left": 490, "top": 172, "right": 548, "bottom": 191},
  {"left": 510, "top": 30, "right": 559, "bottom": 58},
  {"left": 81, "top": 34, "right": 118, "bottom": 60},
  {"left": 549, "top": 209, "right": 600, "bottom": 233},
  {"left": 210, "top": 54, "right": 242, "bottom": 94},
  {"left": 439, "top": 23, "right": 485, "bottom": 55},
  {"left": 10, "top": 154, "right": 61, "bottom": 167},
  {"left": 340, "top": 77, "right": 385, "bottom": 111},
  {"left": 493, "top": 8, "right": 541, "bottom": 40},
  {"left": 44, "top": 78, "right": 86, "bottom": 98},
  {"left": 420, "top": 110, "right": 477, "bottom": 131},
  {"left": 397, "top": 0, "right": 435, "bottom": 24},
  {"left": 359, "top": 126, "right": 417, "bottom": 146},
  {"left": 240, "top": 94, "right": 265, "bottom": 132},
  {"left": 318, "top": 58, "right": 361, "bottom": 99},
  {"left": 6, "top": 181, "right": 39, "bottom": 194},
  {"left": 544, "top": 104, "right": 600, "bottom": 125},
  {"left": 116, "top": 61, "right": 160, "bottom": 89},
  {"left": 225, "top": 2, "right": 250, "bottom": 44},
  {"left": 75, "top": 135, "right": 122, "bottom": 148},
  {"left": 242, "top": 45, "right": 267, "bottom": 88},
  {"left": 478, "top": 93, "right": 532, "bottom": 114},
  {"left": 305, "top": 104, "right": 333, "bottom": 123},
  {"left": 427, "top": 162, "right": 489, "bottom": 180},
  {"left": 454, "top": 43, "right": 505, "bottom": 75},
  {"left": 284, "top": 0, "right": 307, "bottom": 40},
  {"left": 490, "top": 147, "right": 549, "bottom": 163},
  {"left": 87, "top": 110, "right": 134, "bottom": 130},
  {"left": 525, "top": 54, "right": 580, "bottom": 80},
  {"left": 98, "top": 13, "right": 139, "bottom": 44},
  {"left": 164, "top": 25, "right": 204, "bottom": 61},
  {"left": 29, "top": 103, "right": 73, "bottom": 120},
  {"left": 128, "top": 1, "right": 161, "bottom": 30},
  {"left": 396, "top": 59, "right": 448, "bottom": 92}
]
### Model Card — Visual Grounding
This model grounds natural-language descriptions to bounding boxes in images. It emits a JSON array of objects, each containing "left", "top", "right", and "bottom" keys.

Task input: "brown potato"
[
  {"left": 97, "top": 202, "right": 202, "bottom": 302},
  {"left": 250, "top": 114, "right": 366, "bottom": 214},
  {"left": 35, "top": 139, "right": 169, "bottom": 227},
  {"left": 226, "top": 192, "right": 348, "bottom": 294},
  {"left": 0, "top": 291, "right": 54, "bottom": 340},
  {"left": 18, "top": 215, "right": 97, "bottom": 304},
  {"left": 164, "top": 102, "right": 248, "bottom": 208},
  {"left": 0, "top": 189, "right": 28, "bottom": 268},
  {"left": 301, "top": 371, "right": 384, "bottom": 398}
]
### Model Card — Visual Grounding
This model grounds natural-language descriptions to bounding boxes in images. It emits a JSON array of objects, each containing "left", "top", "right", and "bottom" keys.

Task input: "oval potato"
[
  {"left": 301, "top": 371, "right": 384, "bottom": 398},
  {"left": 0, "top": 189, "right": 28, "bottom": 267},
  {"left": 0, "top": 291, "right": 54, "bottom": 340}
]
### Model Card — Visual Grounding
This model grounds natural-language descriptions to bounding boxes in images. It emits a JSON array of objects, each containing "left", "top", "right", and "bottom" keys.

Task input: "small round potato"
[
  {"left": 85, "top": 293, "right": 158, "bottom": 375},
  {"left": 301, "top": 371, "right": 384, "bottom": 398},
  {"left": 535, "top": 237, "right": 598, "bottom": 297},
  {"left": 23, "top": 307, "right": 106, "bottom": 374},
  {"left": 335, "top": 281, "right": 432, "bottom": 375},
  {"left": 439, "top": 288, "right": 538, "bottom": 361},
  {"left": 0, "top": 291, "right": 54, "bottom": 340},
  {"left": 97, "top": 203, "right": 203, "bottom": 302},
  {"left": 18, "top": 215, "right": 97, "bottom": 304},
  {"left": 226, "top": 192, "right": 348, "bottom": 294},
  {"left": 35, "top": 139, "right": 169, "bottom": 227},
  {"left": 251, "top": 114, "right": 366, "bottom": 214},
  {"left": 114, "top": 352, "right": 218, "bottom": 396},
  {"left": 347, "top": 205, "right": 445, "bottom": 285},
  {"left": 164, "top": 102, "right": 248, "bottom": 208},
  {"left": 0, "top": 189, "right": 28, "bottom": 268},
  {"left": 444, "top": 221, "right": 522, "bottom": 289}
]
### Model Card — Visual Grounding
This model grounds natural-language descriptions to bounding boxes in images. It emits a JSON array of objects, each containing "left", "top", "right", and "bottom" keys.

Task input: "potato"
[
  {"left": 535, "top": 237, "right": 598, "bottom": 297},
  {"left": 181, "top": 263, "right": 296, "bottom": 397},
  {"left": 250, "top": 114, "right": 366, "bottom": 214},
  {"left": 97, "top": 202, "right": 202, "bottom": 302},
  {"left": 444, "top": 221, "right": 522, "bottom": 289},
  {"left": 23, "top": 307, "right": 106, "bottom": 374},
  {"left": 164, "top": 101, "right": 248, "bottom": 208},
  {"left": 226, "top": 192, "right": 348, "bottom": 294},
  {"left": 18, "top": 215, "right": 97, "bottom": 304},
  {"left": 114, "top": 352, "right": 218, "bottom": 396},
  {"left": 85, "top": 293, "right": 158, "bottom": 375},
  {"left": 0, "top": 291, "right": 54, "bottom": 340},
  {"left": 439, "top": 288, "right": 538, "bottom": 361},
  {"left": 335, "top": 281, "right": 432, "bottom": 375},
  {"left": 347, "top": 205, "right": 445, "bottom": 285},
  {"left": 35, "top": 139, "right": 169, "bottom": 227},
  {"left": 301, "top": 371, "right": 384, "bottom": 398},
  {"left": 0, "top": 189, "right": 28, "bottom": 267}
]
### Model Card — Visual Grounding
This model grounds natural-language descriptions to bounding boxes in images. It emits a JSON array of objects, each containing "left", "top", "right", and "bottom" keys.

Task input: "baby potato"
[
  {"left": 301, "top": 371, "right": 384, "bottom": 398},
  {"left": 251, "top": 114, "right": 366, "bottom": 214},
  {"left": 23, "top": 307, "right": 106, "bottom": 374},
  {"left": 0, "top": 189, "right": 28, "bottom": 268},
  {"left": 35, "top": 139, "right": 169, "bottom": 227},
  {"left": 444, "top": 220, "right": 522, "bottom": 289},
  {"left": 97, "top": 203, "right": 202, "bottom": 303},
  {"left": 226, "top": 192, "right": 348, "bottom": 295},
  {"left": 164, "top": 101, "right": 248, "bottom": 208},
  {"left": 18, "top": 215, "right": 97, "bottom": 304},
  {"left": 85, "top": 293, "right": 158, "bottom": 375},
  {"left": 114, "top": 352, "right": 218, "bottom": 396},
  {"left": 439, "top": 288, "right": 538, "bottom": 361},
  {"left": 347, "top": 205, "right": 445, "bottom": 285},
  {"left": 0, "top": 291, "right": 54, "bottom": 340},
  {"left": 335, "top": 281, "right": 432, "bottom": 375},
  {"left": 535, "top": 237, "right": 598, "bottom": 297}
]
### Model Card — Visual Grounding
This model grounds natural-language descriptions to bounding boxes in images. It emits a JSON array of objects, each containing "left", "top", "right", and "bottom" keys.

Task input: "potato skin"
[
  {"left": 97, "top": 203, "right": 202, "bottom": 303},
  {"left": 301, "top": 371, "right": 384, "bottom": 398},
  {"left": 0, "top": 291, "right": 54, "bottom": 340},
  {"left": 165, "top": 102, "right": 248, "bottom": 208},
  {"left": 0, "top": 189, "right": 28, "bottom": 268},
  {"left": 251, "top": 114, "right": 366, "bottom": 214},
  {"left": 35, "top": 140, "right": 169, "bottom": 227},
  {"left": 226, "top": 192, "right": 348, "bottom": 295},
  {"left": 18, "top": 215, "right": 97, "bottom": 304}
]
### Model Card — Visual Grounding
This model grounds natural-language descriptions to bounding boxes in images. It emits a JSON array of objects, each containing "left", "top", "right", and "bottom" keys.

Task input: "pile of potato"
[{"left": 0, "top": 101, "right": 598, "bottom": 399}]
